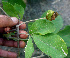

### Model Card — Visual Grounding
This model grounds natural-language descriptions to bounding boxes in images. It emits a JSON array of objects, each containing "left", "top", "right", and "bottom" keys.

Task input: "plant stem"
[
  {"left": 17, "top": 15, "right": 20, "bottom": 58},
  {"left": 0, "top": 7, "right": 10, "bottom": 17},
  {"left": 16, "top": 25, "right": 20, "bottom": 58},
  {"left": 18, "top": 17, "right": 46, "bottom": 26}
]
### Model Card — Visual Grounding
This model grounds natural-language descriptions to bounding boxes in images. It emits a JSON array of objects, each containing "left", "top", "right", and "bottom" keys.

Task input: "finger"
[
  {"left": 12, "top": 30, "right": 28, "bottom": 39},
  {"left": 19, "top": 30, "right": 28, "bottom": 39},
  {"left": 0, "top": 38, "right": 26, "bottom": 48},
  {"left": 5, "top": 30, "right": 28, "bottom": 39},
  {"left": 19, "top": 21, "right": 26, "bottom": 29},
  {"left": 4, "top": 27, "right": 11, "bottom": 33},
  {"left": 0, "top": 15, "right": 18, "bottom": 27},
  {"left": 0, "top": 49, "right": 17, "bottom": 58}
]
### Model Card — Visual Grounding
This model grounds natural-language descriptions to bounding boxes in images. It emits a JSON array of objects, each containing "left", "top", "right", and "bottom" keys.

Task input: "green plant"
[{"left": 1, "top": 0, "right": 70, "bottom": 58}]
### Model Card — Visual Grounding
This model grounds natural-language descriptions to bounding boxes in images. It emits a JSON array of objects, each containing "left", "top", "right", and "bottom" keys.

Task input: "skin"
[{"left": 0, "top": 15, "right": 28, "bottom": 58}]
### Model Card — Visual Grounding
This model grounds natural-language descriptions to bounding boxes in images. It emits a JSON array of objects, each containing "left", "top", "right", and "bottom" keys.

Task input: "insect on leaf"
[
  {"left": 46, "top": 10, "right": 54, "bottom": 21},
  {"left": 41, "top": 10, "right": 63, "bottom": 33}
]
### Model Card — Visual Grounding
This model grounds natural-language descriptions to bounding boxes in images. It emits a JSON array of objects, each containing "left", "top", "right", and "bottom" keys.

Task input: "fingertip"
[
  {"left": 0, "top": 38, "right": 26, "bottom": 48},
  {"left": 19, "top": 30, "right": 28, "bottom": 39},
  {"left": 11, "top": 17, "right": 18, "bottom": 25},
  {"left": 20, "top": 41, "right": 26, "bottom": 48},
  {"left": 19, "top": 21, "right": 26, "bottom": 29},
  {"left": 14, "top": 41, "right": 26, "bottom": 48},
  {"left": 0, "top": 15, "right": 18, "bottom": 27}
]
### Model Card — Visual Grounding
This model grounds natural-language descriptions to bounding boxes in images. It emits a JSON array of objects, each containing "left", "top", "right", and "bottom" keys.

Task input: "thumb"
[{"left": 0, "top": 15, "right": 18, "bottom": 27}]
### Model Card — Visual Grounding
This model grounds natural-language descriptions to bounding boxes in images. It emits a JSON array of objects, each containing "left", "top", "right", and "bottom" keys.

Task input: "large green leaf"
[
  {"left": 41, "top": 11, "right": 63, "bottom": 33},
  {"left": 29, "top": 19, "right": 56, "bottom": 35},
  {"left": 2, "top": 1, "right": 18, "bottom": 18},
  {"left": 8, "top": 0, "right": 26, "bottom": 9},
  {"left": 65, "top": 48, "right": 70, "bottom": 58},
  {"left": 14, "top": 4, "right": 24, "bottom": 20},
  {"left": 25, "top": 36, "right": 34, "bottom": 58},
  {"left": 57, "top": 26, "right": 70, "bottom": 47},
  {"left": 32, "top": 34, "right": 68, "bottom": 58},
  {"left": 28, "top": 22, "right": 34, "bottom": 31}
]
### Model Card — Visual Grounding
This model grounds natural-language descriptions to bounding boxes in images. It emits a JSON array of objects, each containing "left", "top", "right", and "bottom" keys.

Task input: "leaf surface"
[
  {"left": 2, "top": 1, "right": 18, "bottom": 18},
  {"left": 8, "top": 0, "right": 26, "bottom": 9},
  {"left": 25, "top": 36, "right": 34, "bottom": 58},
  {"left": 33, "top": 34, "right": 68, "bottom": 58},
  {"left": 14, "top": 4, "right": 24, "bottom": 20},
  {"left": 41, "top": 11, "right": 63, "bottom": 33},
  {"left": 57, "top": 26, "right": 70, "bottom": 47},
  {"left": 2, "top": 0, "right": 8, "bottom": 2},
  {"left": 29, "top": 19, "right": 56, "bottom": 35},
  {"left": 28, "top": 22, "right": 34, "bottom": 31},
  {"left": 65, "top": 48, "right": 70, "bottom": 58}
]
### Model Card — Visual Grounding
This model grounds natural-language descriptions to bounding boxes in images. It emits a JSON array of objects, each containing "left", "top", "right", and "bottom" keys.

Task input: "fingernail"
[{"left": 11, "top": 17, "right": 18, "bottom": 24}]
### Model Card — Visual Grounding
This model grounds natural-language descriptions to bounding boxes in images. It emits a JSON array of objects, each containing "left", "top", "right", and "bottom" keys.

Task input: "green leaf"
[
  {"left": 52, "top": 15, "right": 63, "bottom": 33},
  {"left": 57, "top": 26, "right": 70, "bottom": 47},
  {"left": 28, "top": 22, "right": 34, "bottom": 31},
  {"left": 3, "top": 32, "right": 15, "bottom": 38},
  {"left": 8, "top": 0, "right": 26, "bottom": 9},
  {"left": 25, "top": 36, "right": 34, "bottom": 58},
  {"left": 41, "top": 11, "right": 63, "bottom": 33},
  {"left": 2, "top": 1, "right": 18, "bottom": 18},
  {"left": 65, "top": 48, "right": 70, "bottom": 58},
  {"left": 14, "top": 3, "right": 24, "bottom": 20},
  {"left": 32, "top": 34, "right": 68, "bottom": 58},
  {"left": 2, "top": 0, "right": 8, "bottom": 2},
  {"left": 29, "top": 19, "right": 56, "bottom": 35}
]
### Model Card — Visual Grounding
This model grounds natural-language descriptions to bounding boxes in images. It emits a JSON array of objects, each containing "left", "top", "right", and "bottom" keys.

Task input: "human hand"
[{"left": 0, "top": 15, "right": 28, "bottom": 58}]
